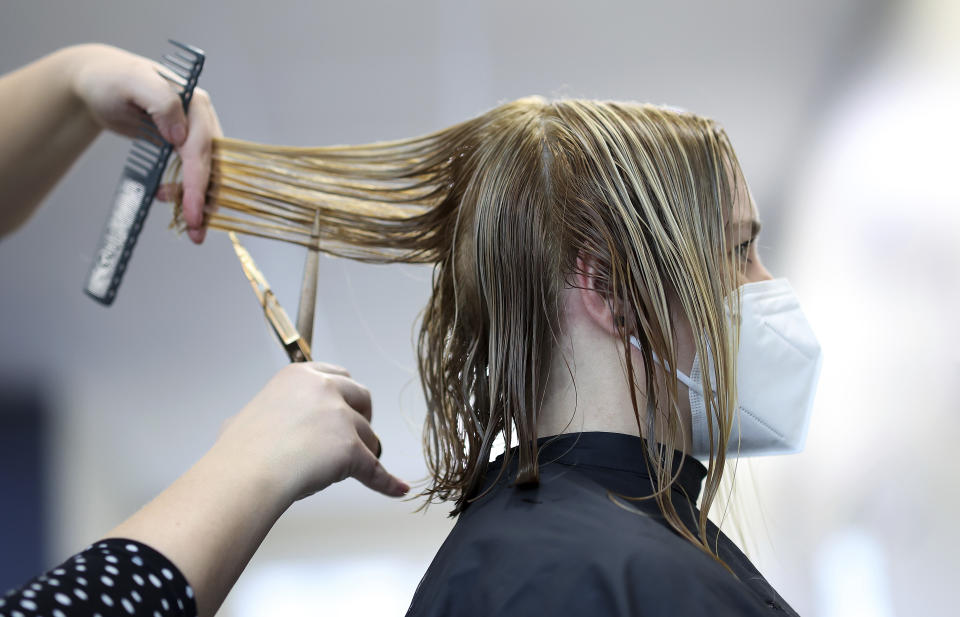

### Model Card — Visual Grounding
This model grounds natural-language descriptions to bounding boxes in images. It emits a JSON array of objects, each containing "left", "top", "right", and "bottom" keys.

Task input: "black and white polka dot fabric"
[{"left": 0, "top": 538, "right": 196, "bottom": 617}]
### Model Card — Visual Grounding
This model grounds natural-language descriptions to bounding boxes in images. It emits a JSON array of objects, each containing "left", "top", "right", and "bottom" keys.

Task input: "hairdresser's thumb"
[
  {"left": 153, "top": 100, "right": 188, "bottom": 147},
  {"left": 138, "top": 76, "right": 189, "bottom": 147}
]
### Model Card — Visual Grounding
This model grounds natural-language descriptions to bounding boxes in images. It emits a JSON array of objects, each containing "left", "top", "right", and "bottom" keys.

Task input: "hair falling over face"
[{"left": 172, "top": 97, "right": 749, "bottom": 573}]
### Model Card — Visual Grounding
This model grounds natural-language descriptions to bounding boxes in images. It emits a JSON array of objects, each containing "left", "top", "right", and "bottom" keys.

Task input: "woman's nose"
[{"left": 750, "top": 261, "right": 774, "bottom": 283}]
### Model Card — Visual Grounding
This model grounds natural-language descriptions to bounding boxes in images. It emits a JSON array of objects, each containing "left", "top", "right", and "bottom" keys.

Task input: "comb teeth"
[
  {"left": 127, "top": 119, "right": 171, "bottom": 177},
  {"left": 160, "top": 39, "right": 205, "bottom": 111},
  {"left": 169, "top": 39, "right": 204, "bottom": 58},
  {"left": 127, "top": 148, "right": 154, "bottom": 171},
  {"left": 135, "top": 120, "right": 164, "bottom": 146},
  {"left": 158, "top": 69, "right": 187, "bottom": 87},
  {"left": 132, "top": 138, "right": 161, "bottom": 157},
  {"left": 161, "top": 53, "right": 194, "bottom": 77},
  {"left": 161, "top": 40, "right": 204, "bottom": 79}
]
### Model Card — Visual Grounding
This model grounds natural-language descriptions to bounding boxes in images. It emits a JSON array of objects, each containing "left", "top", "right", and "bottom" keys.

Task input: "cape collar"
[{"left": 489, "top": 431, "right": 708, "bottom": 502}]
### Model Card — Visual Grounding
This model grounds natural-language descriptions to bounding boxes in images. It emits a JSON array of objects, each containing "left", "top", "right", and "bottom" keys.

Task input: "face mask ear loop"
[
  {"left": 627, "top": 336, "right": 668, "bottom": 468},
  {"left": 631, "top": 336, "right": 702, "bottom": 395},
  {"left": 629, "top": 336, "right": 699, "bottom": 464},
  {"left": 673, "top": 365, "right": 698, "bottom": 392}
]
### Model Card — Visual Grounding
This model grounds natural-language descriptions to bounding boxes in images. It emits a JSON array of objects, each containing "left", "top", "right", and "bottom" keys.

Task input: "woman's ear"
[{"left": 574, "top": 253, "right": 622, "bottom": 338}]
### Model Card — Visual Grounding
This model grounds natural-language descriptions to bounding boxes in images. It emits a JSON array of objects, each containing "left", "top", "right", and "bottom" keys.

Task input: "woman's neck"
[{"left": 536, "top": 302, "right": 693, "bottom": 452}]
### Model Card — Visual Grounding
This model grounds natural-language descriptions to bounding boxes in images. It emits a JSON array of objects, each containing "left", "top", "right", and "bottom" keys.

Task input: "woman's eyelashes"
[{"left": 733, "top": 239, "right": 754, "bottom": 263}]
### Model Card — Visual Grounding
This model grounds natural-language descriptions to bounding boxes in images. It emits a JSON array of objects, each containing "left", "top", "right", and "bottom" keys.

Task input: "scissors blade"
[
  {"left": 229, "top": 232, "right": 311, "bottom": 362},
  {"left": 295, "top": 212, "right": 322, "bottom": 353}
]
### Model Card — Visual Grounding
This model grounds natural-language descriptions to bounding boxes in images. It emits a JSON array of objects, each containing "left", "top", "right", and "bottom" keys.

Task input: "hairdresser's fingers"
[
  {"left": 155, "top": 182, "right": 179, "bottom": 202},
  {"left": 325, "top": 375, "right": 372, "bottom": 423},
  {"left": 126, "top": 66, "right": 189, "bottom": 147},
  {"left": 303, "top": 362, "right": 351, "bottom": 378},
  {"left": 177, "top": 88, "right": 222, "bottom": 244},
  {"left": 350, "top": 411, "right": 380, "bottom": 456},
  {"left": 347, "top": 428, "right": 409, "bottom": 498}
]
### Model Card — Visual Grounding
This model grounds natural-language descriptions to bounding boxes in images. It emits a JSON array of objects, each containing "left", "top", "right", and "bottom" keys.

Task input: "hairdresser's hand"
[
  {"left": 213, "top": 362, "right": 410, "bottom": 506},
  {"left": 70, "top": 43, "right": 222, "bottom": 243},
  {"left": 104, "top": 362, "right": 407, "bottom": 617}
]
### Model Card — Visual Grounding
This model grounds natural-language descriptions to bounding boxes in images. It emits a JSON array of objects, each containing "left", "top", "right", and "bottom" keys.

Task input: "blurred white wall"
[
  {"left": 3, "top": 1, "right": 955, "bottom": 615},
  {"left": 757, "top": 2, "right": 960, "bottom": 615}
]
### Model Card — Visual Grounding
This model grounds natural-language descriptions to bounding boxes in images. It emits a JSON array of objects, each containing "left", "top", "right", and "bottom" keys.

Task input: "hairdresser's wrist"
[
  {"left": 19, "top": 44, "right": 103, "bottom": 140},
  {"left": 56, "top": 44, "right": 107, "bottom": 135},
  {"left": 63, "top": 44, "right": 123, "bottom": 132},
  {"left": 204, "top": 437, "right": 299, "bottom": 512}
]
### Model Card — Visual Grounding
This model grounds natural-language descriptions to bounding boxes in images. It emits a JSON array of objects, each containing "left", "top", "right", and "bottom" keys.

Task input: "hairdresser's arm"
[
  {"left": 103, "top": 362, "right": 409, "bottom": 617},
  {"left": 0, "top": 43, "right": 218, "bottom": 242}
]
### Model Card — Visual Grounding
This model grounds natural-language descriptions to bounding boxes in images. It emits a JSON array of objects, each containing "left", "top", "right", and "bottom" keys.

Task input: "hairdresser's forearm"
[
  {"left": 0, "top": 46, "right": 101, "bottom": 237},
  {"left": 101, "top": 441, "right": 293, "bottom": 617}
]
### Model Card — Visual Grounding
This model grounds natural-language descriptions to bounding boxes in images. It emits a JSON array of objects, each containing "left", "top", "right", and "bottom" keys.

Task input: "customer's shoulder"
[
  {"left": 435, "top": 466, "right": 692, "bottom": 574},
  {"left": 407, "top": 466, "right": 782, "bottom": 617},
  {"left": 407, "top": 489, "right": 716, "bottom": 617}
]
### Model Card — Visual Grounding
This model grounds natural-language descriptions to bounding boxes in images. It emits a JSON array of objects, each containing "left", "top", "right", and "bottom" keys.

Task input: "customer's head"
[{"left": 192, "top": 96, "right": 763, "bottom": 566}]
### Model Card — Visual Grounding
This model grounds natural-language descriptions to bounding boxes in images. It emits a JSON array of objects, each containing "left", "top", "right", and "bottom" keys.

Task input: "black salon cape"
[{"left": 405, "top": 432, "right": 798, "bottom": 616}]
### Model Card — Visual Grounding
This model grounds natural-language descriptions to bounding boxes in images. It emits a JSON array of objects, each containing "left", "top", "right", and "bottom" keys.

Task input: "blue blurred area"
[{"left": 0, "top": 380, "right": 48, "bottom": 593}]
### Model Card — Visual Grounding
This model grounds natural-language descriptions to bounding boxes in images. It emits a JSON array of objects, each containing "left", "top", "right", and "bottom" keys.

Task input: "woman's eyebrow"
[{"left": 726, "top": 219, "right": 762, "bottom": 239}]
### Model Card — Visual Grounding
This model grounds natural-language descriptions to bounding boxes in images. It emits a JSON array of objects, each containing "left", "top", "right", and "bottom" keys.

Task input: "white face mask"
[{"left": 629, "top": 278, "right": 822, "bottom": 459}]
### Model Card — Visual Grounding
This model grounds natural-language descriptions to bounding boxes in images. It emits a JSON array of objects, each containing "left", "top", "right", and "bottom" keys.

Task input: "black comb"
[{"left": 84, "top": 40, "right": 205, "bottom": 305}]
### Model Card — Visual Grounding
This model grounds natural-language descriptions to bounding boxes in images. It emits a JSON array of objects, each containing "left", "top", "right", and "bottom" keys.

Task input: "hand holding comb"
[{"left": 85, "top": 40, "right": 204, "bottom": 305}]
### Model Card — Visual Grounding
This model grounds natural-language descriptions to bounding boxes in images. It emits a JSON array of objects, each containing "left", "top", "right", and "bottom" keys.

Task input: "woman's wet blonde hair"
[{"left": 181, "top": 96, "right": 747, "bottom": 569}]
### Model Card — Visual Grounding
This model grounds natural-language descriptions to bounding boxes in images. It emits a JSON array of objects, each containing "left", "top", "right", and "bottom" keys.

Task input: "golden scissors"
[{"left": 227, "top": 216, "right": 319, "bottom": 363}]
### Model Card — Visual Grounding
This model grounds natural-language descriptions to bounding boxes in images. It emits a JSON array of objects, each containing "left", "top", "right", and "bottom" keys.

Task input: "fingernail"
[{"left": 171, "top": 123, "right": 187, "bottom": 145}]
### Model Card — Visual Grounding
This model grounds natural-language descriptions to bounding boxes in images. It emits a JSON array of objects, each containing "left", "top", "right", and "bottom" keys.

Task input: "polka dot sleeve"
[{"left": 0, "top": 538, "right": 197, "bottom": 617}]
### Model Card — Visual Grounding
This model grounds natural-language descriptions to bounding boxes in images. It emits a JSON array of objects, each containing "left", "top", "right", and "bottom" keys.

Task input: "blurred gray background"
[{"left": 2, "top": 1, "right": 957, "bottom": 615}]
